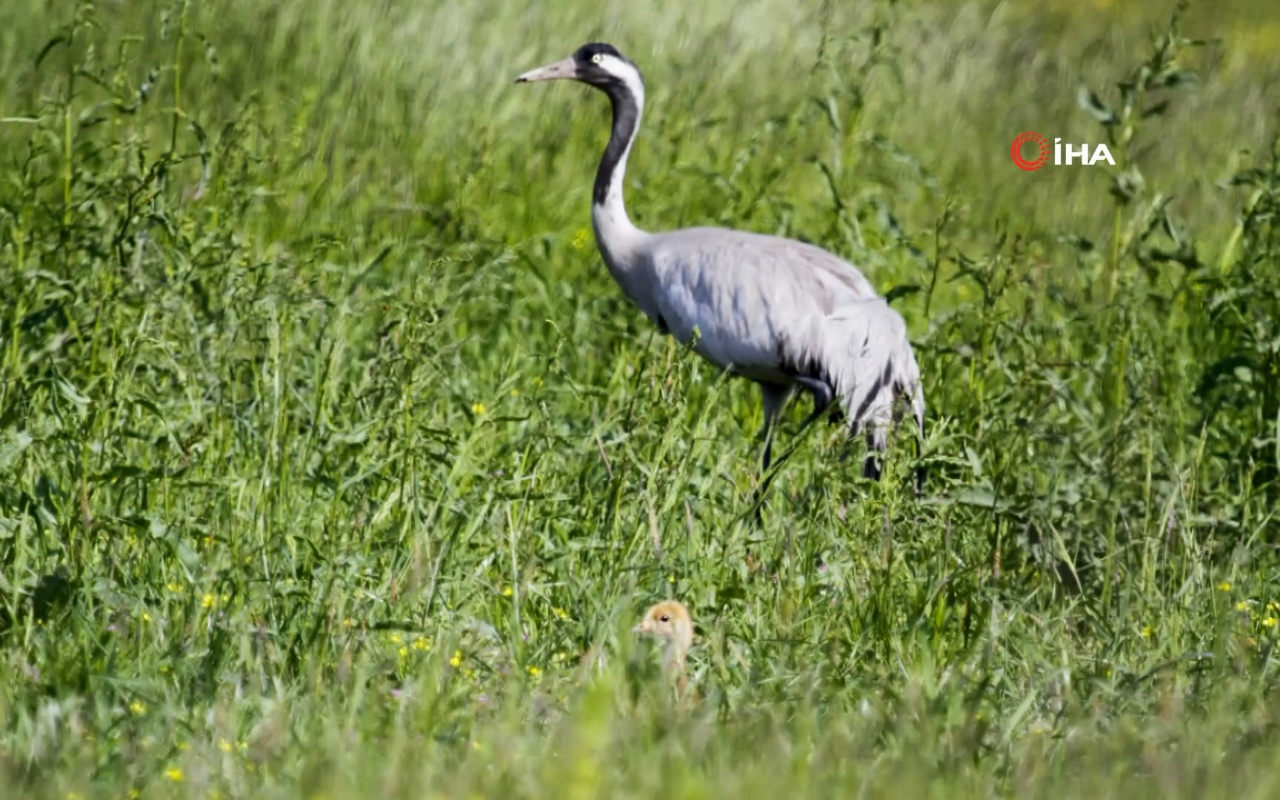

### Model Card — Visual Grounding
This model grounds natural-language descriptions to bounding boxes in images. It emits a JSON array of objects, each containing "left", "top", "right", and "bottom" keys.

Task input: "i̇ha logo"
[{"left": 1011, "top": 131, "right": 1115, "bottom": 172}]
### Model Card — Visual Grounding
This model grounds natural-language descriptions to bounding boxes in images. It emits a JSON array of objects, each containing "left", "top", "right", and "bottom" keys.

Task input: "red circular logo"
[{"left": 1010, "top": 131, "right": 1050, "bottom": 171}]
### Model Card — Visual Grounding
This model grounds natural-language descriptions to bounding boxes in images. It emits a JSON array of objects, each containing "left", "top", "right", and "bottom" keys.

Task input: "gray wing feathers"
[
  {"left": 651, "top": 228, "right": 879, "bottom": 306},
  {"left": 646, "top": 228, "right": 881, "bottom": 378},
  {"left": 796, "top": 299, "right": 925, "bottom": 450},
  {"left": 643, "top": 227, "right": 924, "bottom": 455}
]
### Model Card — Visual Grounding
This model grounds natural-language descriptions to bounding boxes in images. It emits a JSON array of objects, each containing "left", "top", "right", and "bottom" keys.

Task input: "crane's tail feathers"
[{"left": 802, "top": 299, "right": 926, "bottom": 492}]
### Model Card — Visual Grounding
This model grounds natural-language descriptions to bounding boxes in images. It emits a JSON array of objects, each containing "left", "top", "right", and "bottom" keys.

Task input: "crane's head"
[{"left": 515, "top": 42, "right": 643, "bottom": 96}]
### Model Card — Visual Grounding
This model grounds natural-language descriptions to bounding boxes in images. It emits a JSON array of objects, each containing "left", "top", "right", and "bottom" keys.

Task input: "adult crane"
[{"left": 515, "top": 42, "right": 926, "bottom": 503}]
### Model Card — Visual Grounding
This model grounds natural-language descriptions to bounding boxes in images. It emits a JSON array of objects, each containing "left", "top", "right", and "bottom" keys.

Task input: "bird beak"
[
  {"left": 632, "top": 622, "right": 648, "bottom": 634},
  {"left": 515, "top": 56, "right": 579, "bottom": 84}
]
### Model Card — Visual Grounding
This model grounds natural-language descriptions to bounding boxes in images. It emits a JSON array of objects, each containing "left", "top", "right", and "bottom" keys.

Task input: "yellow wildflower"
[
  {"left": 1263, "top": 618, "right": 1277, "bottom": 629},
  {"left": 218, "top": 739, "right": 233, "bottom": 753},
  {"left": 164, "top": 767, "right": 184, "bottom": 782},
  {"left": 502, "top": 587, "right": 514, "bottom": 597},
  {"left": 450, "top": 650, "right": 462, "bottom": 668},
  {"left": 1217, "top": 582, "right": 1232, "bottom": 592},
  {"left": 129, "top": 700, "right": 146, "bottom": 716},
  {"left": 472, "top": 403, "right": 486, "bottom": 415},
  {"left": 528, "top": 665, "right": 542, "bottom": 677}
]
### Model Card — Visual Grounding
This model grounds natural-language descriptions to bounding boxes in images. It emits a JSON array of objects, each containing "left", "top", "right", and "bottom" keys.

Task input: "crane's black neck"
[{"left": 593, "top": 79, "right": 641, "bottom": 208}]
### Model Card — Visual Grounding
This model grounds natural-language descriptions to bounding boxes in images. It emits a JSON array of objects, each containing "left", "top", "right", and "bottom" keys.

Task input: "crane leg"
[
  {"left": 845, "top": 425, "right": 884, "bottom": 481},
  {"left": 791, "top": 375, "right": 838, "bottom": 427},
  {"left": 750, "top": 377, "right": 837, "bottom": 530},
  {"left": 752, "top": 383, "right": 792, "bottom": 527},
  {"left": 757, "top": 383, "right": 792, "bottom": 473}
]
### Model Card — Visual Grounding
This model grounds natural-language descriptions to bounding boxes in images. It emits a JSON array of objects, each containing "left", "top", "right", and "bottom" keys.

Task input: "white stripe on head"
[{"left": 595, "top": 54, "right": 645, "bottom": 109}]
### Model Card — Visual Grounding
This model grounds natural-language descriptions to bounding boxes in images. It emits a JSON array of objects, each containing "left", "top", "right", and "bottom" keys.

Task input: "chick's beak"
[{"left": 515, "top": 56, "right": 579, "bottom": 84}]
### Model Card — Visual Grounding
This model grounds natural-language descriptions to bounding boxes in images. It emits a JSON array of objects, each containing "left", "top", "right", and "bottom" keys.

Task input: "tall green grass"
[{"left": 1, "top": 0, "right": 1279, "bottom": 797}]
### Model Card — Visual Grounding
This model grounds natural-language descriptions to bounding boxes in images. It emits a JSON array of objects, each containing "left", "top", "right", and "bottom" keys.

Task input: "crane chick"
[{"left": 633, "top": 599, "right": 694, "bottom": 698}]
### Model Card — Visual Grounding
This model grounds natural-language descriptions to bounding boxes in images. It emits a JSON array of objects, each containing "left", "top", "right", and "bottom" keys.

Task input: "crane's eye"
[
  {"left": 592, "top": 53, "right": 604, "bottom": 64},
  {"left": 659, "top": 614, "right": 669, "bottom": 622}
]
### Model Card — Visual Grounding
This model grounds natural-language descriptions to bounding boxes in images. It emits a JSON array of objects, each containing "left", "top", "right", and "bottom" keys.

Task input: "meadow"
[{"left": 2, "top": 0, "right": 1280, "bottom": 796}]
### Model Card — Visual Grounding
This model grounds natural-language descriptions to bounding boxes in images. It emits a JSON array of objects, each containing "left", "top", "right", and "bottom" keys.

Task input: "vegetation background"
[{"left": 2, "top": 0, "right": 1279, "bottom": 796}]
